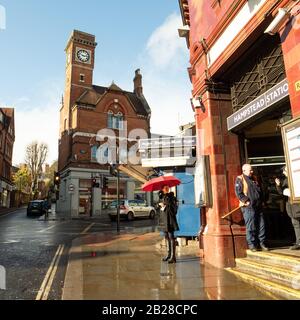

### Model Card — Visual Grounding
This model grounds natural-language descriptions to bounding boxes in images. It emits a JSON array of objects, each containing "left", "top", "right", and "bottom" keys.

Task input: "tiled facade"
[{"left": 179, "top": 0, "right": 300, "bottom": 268}]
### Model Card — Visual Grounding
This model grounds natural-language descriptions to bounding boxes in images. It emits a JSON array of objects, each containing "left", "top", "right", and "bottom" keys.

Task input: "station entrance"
[{"left": 239, "top": 107, "right": 295, "bottom": 246}]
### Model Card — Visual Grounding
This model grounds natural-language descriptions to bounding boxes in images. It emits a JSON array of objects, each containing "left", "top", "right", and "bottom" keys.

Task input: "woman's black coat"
[
  {"left": 160, "top": 192, "right": 179, "bottom": 232},
  {"left": 276, "top": 178, "right": 300, "bottom": 220}
]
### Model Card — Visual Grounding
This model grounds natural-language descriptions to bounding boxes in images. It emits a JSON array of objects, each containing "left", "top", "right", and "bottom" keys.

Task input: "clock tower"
[{"left": 60, "top": 30, "right": 97, "bottom": 134}]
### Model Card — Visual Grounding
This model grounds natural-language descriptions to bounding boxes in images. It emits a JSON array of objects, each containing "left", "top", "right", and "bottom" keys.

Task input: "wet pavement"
[
  {"left": 62, "top": 231, "right": 273, "bottom": 300},
  {"left": 0, "top": 207, "right": 159, "bottom": 300}
]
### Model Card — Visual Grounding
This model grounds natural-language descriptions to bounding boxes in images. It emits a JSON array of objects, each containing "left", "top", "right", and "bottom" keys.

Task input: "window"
[
  {"left": 108, "top": 110, "right": 114, "bottom": 129},
  {"left": 80, "top": 74, "right": 85, "bottom": 82},
  {"left": 91, "top": 145, "right": 98, "bottom": 162},
  {"left": 107, "top": 110, "right": 124, "bottom": 130}
]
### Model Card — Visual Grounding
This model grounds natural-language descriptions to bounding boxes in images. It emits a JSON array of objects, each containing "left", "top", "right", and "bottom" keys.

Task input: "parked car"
[
  {"left": 27, "top": 200, "right": 48, "bottom": 217},
  {"left": 108, "top": 199, "right": 156, "bottom": 221}
]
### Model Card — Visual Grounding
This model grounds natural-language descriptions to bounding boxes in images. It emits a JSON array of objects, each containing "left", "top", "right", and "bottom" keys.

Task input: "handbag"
[{"left": 291, "top": 203, "right": 300, "bottom": 219}]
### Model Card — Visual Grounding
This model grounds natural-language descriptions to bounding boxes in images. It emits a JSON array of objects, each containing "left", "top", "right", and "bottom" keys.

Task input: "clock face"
[{"left": 77, "top": 49, "right": 90, "bottom": 63}]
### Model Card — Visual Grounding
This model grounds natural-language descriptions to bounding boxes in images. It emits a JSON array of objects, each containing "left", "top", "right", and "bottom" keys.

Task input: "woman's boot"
[
  {"left": 162, "top": 238, "right": 171, "bottom": 261},
  {"left": 168, "top": 238, "right": 176, "bottom": 264}
]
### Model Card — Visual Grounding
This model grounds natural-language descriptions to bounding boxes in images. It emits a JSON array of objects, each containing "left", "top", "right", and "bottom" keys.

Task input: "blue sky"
[{"left": 0, "top": 0, "right": 193, "bottom": 165}]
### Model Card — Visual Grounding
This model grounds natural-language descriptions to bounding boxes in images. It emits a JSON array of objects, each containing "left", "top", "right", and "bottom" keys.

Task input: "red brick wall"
[
  {"left": 0, "top": 109, "right": 14, "bottom": 183},
  {"left": 280, "top": 11, "right": 300, "bottom": 117},
  {"left": 59, "top": 31, "right": 150, "bottom": 172}
]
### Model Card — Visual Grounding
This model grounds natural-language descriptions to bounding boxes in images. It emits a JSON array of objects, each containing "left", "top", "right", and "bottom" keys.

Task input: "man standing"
[{"left": 235, "top": 164, "right": 269, "bottom": 252}]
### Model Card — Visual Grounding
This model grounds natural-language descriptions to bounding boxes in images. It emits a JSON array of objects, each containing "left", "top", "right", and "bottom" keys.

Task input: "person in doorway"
[
  {"left": 158, "top": 185, "right": 179, "bottom": 263},
  {"left": 235, "top": 164, "right": 269, "bottom": 252},
  {"left": 275, "top": 166, "right": 300, "bottom": 250}
]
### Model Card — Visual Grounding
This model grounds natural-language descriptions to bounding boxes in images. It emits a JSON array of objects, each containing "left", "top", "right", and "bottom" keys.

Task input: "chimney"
[{"left": 133, "top": 69, "right": 143, "bottom": 96}]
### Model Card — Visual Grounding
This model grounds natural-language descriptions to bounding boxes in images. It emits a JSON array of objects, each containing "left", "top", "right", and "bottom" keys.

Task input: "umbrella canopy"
[{"left": 142, "top": 175, "right": 181, "bottom": 192}]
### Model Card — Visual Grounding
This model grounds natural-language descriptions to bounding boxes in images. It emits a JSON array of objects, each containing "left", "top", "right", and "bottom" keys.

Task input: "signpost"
[{"left": 282, "top": 117, "right": 300, "bottom": 204}]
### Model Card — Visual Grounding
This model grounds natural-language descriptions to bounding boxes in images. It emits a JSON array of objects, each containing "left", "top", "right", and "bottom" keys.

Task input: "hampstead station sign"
[{"left": 227, "top": 78, "right": 289, "bottom": 131}]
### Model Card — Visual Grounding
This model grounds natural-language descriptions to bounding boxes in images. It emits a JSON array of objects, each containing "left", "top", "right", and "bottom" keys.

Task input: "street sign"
[{"left": 227, "top": 78, "right": 289, "bottom": 131}]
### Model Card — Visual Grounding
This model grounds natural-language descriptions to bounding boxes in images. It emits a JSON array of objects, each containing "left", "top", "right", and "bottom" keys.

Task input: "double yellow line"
[{"left": 36, "top": 244, "right": 65, "bottom": 300}]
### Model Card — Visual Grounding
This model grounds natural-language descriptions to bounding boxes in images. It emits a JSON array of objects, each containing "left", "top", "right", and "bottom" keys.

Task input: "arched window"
[
  {"left": 107, "top": 110, "right": 124, "bottom": 130},
  {"left": 116, "top": 112, "right": 124, "bottom": 130},
  {"left": 91, "top": 145, "right": 98, "bottom": 162},
  {"left": 107, "top": 110, "right": 114, "bottom": 129}
]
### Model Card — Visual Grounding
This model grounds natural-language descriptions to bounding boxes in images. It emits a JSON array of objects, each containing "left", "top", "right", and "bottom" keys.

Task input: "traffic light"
[
  {"left": 54, "top": 172, "right": 60, "bottom": 186},
  {"left": 102, "top": 177, "right": 108, "bottom": 189},
  {"left": 92, "top": 178, "right": 100, "bottom": 188}
]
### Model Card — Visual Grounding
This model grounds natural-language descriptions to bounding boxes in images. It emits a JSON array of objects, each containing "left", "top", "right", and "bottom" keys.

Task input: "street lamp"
[
  {"left": 110, "top": 145, "right": 127, "bottom": 234},
  {"left": 109, "top": 163, "right": 120, "bottom": 233}
]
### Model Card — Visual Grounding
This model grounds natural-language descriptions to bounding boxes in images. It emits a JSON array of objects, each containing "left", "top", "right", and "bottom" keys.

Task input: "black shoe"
[
  {"left": 168, "top": 257, "right": 176, "bottom": 264},
  {"left": 290, "top": 244, "right": 300, "bottom": 250},
  {"left": 162, "top": 255, "right": 170, "bottom": 262},
  {"left": 260, "top": 244, "right": 269, "bottom": 251}
]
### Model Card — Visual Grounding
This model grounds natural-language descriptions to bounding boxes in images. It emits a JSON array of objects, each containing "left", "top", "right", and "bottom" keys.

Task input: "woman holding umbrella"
[
  {"left": 142, "top": 175, "right": 181, "bottom": 263},
  {"left": 158, "top": 185, "right": 179, "bottom": 263}
]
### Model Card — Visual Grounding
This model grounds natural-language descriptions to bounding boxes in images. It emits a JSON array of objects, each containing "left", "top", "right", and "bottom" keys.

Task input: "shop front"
[
  {"left": 0, "top": 180, "right": 13, "bottom": 208},
  {"left": 225, "top": 34, "right": 296, "bottom": 245}
]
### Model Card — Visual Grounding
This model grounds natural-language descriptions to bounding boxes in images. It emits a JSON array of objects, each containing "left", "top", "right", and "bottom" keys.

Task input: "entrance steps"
[{"left": 227, "top": 249, "right": 300, "bottom": 300}]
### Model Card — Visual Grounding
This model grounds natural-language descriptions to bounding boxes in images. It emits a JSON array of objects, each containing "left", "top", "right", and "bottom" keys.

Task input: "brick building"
[
  {"left": 179, "top": 0, "right": 300, "bottom": 268},
  {"left": 57, "top": 30, "right": 151, "bottom": 217},
  {"left": 0, "top": 108, "right": 15, "bottom": 208}
]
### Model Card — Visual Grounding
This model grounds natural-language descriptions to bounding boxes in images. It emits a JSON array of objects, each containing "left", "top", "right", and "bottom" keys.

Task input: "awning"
[{"left": 118, "top": 165, "right": 155, "bottom": 183}]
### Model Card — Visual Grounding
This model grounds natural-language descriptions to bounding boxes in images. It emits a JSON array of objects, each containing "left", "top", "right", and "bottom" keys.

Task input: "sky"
[{"left": 0, "top": 0, "right": 193, "bottom": 166}]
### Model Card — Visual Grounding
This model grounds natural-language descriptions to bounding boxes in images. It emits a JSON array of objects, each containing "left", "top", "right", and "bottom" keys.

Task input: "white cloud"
[
  {"left": 4, "top": 81, "right": 61, "bottom": 166},
  {"left": 146, "top": 13, "right": 187, "bottom": 69},
  {"left": 138, "top": 13, "right": 194, "bottom": 136},
  {"left": 13, "top": 106, "right": 59, "bottom": 166}
]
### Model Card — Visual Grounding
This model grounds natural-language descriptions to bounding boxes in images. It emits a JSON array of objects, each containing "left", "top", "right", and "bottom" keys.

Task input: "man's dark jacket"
[{"left": 235, "top": 174, "right": 263, "bottom": 210}]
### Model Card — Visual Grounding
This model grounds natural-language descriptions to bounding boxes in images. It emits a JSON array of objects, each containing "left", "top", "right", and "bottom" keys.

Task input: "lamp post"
[
  {"left": 109, "top": 148, "right": 121, "bottom": 234},
  {"left": 116, "top": 165, "right": 120, "bottom": 234}
]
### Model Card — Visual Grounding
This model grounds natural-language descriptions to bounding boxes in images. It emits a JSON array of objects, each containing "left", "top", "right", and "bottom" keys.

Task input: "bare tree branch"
[{"left": 25, "top": 142, "right": 48, "bottom": 198}]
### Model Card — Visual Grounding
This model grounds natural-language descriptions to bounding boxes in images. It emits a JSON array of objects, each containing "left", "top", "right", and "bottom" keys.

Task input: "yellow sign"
[{"left": 296, "top": 81, "right": 300, "bottom": 92}]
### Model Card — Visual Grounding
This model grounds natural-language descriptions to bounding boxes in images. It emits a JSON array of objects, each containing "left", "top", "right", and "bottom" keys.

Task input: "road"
[{"left": 0, "top": 207, "right": 158, "bottom": 300}]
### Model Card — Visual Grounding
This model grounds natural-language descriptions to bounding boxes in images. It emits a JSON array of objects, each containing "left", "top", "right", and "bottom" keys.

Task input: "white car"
[{"left": 108, "top": 199, "right": 156, "bottom": 221}]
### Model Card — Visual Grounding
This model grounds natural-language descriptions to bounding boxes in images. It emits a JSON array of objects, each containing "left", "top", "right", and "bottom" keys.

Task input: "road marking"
[
  {"left": 0, "top": 209, "right": 21, "bottom": 219},
  {"left": 0, "top": 240, "right": 20, "bottom": 244},
  {"left": 38, "top": 221, "right": 66, "bottom": 233},
  {"left": 36, "top": 244, "right": 64, "bottom": 300},
  {"left": 80, "top": 223, "right": 95, "bottom": 234}
]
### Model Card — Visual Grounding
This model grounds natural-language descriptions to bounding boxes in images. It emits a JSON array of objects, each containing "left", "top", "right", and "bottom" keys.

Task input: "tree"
[
  {"left": 13, "top": 166, "right": 31, "bottom": 193},
  {"left": 25, "top": 142, "right": 48, "bottom": 198},
  {"left": 45, "top": 160, "right": 58, "bottom": 182},
  {"left": 44, "top": 160, "right": 58, "bottom": 195}
]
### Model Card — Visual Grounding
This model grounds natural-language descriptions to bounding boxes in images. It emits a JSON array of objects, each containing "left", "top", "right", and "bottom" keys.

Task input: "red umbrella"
[{"left": 142, "top": 175, "right": 181, "bottom": 192}]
